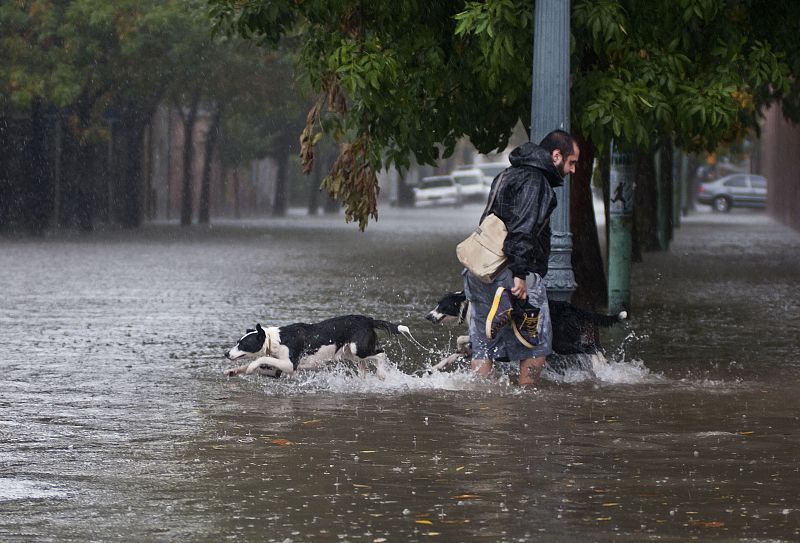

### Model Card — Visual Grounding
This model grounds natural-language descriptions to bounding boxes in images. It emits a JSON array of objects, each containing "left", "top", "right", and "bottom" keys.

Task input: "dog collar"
[{"left": 260, "top": 332, "right": 272, "bottom": 356}]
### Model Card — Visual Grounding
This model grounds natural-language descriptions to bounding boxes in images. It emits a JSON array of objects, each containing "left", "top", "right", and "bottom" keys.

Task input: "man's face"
[{"left": 552, "top": 142, "right": 580, "bottom": 178}]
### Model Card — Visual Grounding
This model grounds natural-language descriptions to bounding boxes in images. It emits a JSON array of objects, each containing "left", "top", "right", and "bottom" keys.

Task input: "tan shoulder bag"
[{"left": 456, "top": 171, "right": 509, "bottom": 283}]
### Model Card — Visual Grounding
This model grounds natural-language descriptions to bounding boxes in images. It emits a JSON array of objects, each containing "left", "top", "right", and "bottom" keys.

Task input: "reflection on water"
[{"left": 1, "top": 206, "right": 799, "bottom": 541}]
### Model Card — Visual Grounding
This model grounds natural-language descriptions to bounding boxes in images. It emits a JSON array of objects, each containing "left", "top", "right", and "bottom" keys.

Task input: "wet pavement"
[{"left": 1, "top": 205, "right": 799, "bottom": 542}]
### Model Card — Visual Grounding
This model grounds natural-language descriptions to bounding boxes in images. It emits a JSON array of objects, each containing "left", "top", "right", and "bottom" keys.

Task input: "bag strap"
[
  {"left": 482, "top": 170, "right": 509, "bottom": 218},
  {"left": 535, "top": 215, "right": 550, "bottom": 237}
]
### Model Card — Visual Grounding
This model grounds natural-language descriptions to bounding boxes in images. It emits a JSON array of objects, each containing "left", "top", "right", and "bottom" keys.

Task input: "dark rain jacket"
[{"left": 479, "top": 142, "right": 563, "bottom": 279}]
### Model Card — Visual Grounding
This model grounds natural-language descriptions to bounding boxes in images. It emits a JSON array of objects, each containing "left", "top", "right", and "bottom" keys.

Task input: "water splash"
[{"left": 224, "top": 359, "right": 520, "bottom": 395}]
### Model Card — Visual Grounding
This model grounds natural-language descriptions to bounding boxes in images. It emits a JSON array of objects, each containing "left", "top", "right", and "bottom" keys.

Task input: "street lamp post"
[{"left": 530, "top": 0, "right": 575, "bottom": 301}]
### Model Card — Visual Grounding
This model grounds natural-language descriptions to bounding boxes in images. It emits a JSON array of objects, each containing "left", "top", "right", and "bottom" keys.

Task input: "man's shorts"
[{"left": 462, "top": 268, "right": 552, "bottom": 361}]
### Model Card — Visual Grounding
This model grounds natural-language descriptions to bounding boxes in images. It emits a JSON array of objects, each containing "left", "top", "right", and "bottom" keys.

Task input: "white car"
[
  {"left": 455, "top": 162, "right": 509, "bottom": 188},
  {"left": 451, "top": 169, "right": 490, "bottom": 202},
  {"left": 413, "top": 175, "right": 461, "bottom": 207}
]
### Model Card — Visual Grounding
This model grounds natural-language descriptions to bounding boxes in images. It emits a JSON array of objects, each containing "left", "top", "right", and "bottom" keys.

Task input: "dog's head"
[
  {"left": 425, "top": 291, "right": 469, "bottom": 325},
  {"left": 225, "top": 323, "right": 268, "bottom": 360}
]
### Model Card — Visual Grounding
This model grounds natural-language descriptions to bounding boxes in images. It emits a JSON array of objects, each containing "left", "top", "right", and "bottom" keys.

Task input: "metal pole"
[
  {"left": 531, "top": 0, "right": 574, "bottom": 301},
  {"left": 607, "top": 141, "right": 634, "bottom": 313}
]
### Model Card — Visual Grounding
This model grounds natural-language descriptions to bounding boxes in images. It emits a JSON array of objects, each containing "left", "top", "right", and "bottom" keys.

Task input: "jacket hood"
[{"left": 509, "top": 142, "right": 563, "bottom": 188}]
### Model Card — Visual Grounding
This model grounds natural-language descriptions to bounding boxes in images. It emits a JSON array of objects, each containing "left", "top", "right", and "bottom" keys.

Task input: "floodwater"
[{"left": 1, "top": 204, "right": 799, "bottom": 542}]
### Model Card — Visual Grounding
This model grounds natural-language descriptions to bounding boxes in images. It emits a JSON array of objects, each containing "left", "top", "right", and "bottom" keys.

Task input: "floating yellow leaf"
[
  {"left": 452, "top": 494, "right": 481, "bottom": 500},
  {"left": 455, "top": 466, "right": 465, "bottom": 471},
  {"left": 426, "top": 532, "right": 441, "bottom": 536},
  {"left": 740, "top": 431, "right": 754, "bottom": 436},
  {"left": 689, "top": 520, "right": 725, "bottom": 528},
  {"left": 595, "top": 517, "right": 611, "bottom": 521},
  {"left": 301, "top": 419, "right": 322, "bottom": 426},
  {"left": 353, "top": 484, "right": 371, "bottom": 488},
  {"left": 415, "top": 519, "right": 433, "bottom": 525},
  {"left": 270, "top": 438, "right": 295, "bottom": 446},
  {"left": 602, "top": 502, "right": 620, "bottom": 507},
  {"left": 360, "top": 450, "right": 377, "bottom": 454}
]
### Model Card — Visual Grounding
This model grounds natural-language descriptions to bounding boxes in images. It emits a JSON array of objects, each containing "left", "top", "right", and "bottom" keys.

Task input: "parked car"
[
  {"left": 413, "top": 175, "right": 461, "bottom": 207},
  {"left": 696, "top": 173, "right": 768, "bottom": 212},
  {"left": 455, "top": 162, "right": 509, "bottom": 188},
  {"left": 451, "top": 169, "right": 490, "bottom": 202}
]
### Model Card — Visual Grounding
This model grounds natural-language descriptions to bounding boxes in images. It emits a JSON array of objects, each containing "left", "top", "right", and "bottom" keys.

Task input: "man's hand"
[{"left": 510, "top": 276, "right": 527, "bottom": 300}]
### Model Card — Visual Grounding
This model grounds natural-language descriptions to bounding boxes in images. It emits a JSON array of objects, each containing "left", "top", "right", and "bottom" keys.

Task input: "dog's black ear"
[{"left": 256, "top": 323, "right": 265, "bottom": 336}]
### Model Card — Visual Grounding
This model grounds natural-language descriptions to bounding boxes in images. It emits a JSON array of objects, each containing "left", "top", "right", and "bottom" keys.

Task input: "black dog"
[
  {"left": 224, "top": 316, "right": 411, "bottom": 379},
  {"left": 425, "top": 291, "right": 627, "bottom": 372}
]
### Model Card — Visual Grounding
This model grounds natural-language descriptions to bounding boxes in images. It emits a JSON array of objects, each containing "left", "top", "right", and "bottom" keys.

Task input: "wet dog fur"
[{"left": 224, "top": 315, "right": 410, "bottom": 379}]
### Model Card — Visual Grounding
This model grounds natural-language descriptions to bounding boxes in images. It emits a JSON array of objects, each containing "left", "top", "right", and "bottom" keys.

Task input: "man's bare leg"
[
  {"left": 518, "top": 356, "right": 546, "bottom": 387},
  {"left": 471, "top": 358, "right": 493, "bottom": 377}
]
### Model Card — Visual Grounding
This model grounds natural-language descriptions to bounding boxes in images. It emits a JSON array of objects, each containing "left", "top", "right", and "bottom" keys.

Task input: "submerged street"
[{"left": 1, "top": 205, "right": 799, "bottom": 542}]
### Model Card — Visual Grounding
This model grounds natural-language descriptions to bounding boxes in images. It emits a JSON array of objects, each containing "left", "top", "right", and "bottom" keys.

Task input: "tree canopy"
[{"left": 209, "top": 0, "right": 800, "bottom": 229}]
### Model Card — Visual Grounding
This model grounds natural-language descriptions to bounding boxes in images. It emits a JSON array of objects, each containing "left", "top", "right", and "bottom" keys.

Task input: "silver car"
[
  {"left": 696, "top": 173, "right": 768, "bottom": 212},
  {"left": 413, "top": 175, "right": 461, "bottom": 207}
]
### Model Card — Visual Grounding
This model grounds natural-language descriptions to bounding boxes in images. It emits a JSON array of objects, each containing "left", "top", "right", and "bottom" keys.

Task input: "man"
[{"left": 463, "top": 130, "right": 579, "bottom": 387}]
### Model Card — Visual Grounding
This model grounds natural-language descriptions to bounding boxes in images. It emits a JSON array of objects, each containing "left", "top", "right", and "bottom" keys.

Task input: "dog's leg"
[
  {"left": 356, "top": 359, "right": 369, "bottom": 378},
  {"left": 224, "top": 364, "right": 250, "bottom": 377},
  {"left": 367, "top": 352, "right": 388, "bottom": 380},
  {"left": 245, "top": 356, "right": 295, "bottom": 376},
  {"left": 429, "top": 353, "right": 462, "bottom": 373}
]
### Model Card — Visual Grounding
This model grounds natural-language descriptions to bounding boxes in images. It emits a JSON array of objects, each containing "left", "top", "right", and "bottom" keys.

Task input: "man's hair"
[{"left": 539, "top": 129, "right": 577, "bottom": 158}]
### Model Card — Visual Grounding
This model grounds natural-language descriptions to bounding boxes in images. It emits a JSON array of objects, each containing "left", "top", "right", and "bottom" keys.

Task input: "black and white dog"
[
  {"left": 425, "top": 290, "right": 627, "bottom": 372},
  {"left": 224, "top": 315, "right": 411, "bottom": 379}
]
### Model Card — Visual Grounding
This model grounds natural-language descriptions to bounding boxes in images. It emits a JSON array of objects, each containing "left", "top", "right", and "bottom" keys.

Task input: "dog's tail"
[
  {"left": 373, "top": 320, "right": 431, "bottom": 352},
  {"left": 576, "top": 307, "right": 628, "bottom": 327}
]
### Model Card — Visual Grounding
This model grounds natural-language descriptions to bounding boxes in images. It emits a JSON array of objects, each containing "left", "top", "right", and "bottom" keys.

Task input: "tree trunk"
[
  {"left": 396, "top": 176, "right": 416, "bottom": 207},
  {"left": 307, "top": 158, "right": 321, "bottom": 215},
  {"left": 180, "top": 90, "right": 201, "bottom": 226},
  {"left": 74, "top": 139, "right": 96, "bottom": 232},
  {"left": 0, "top": 116, "right": 16, "bottom": 231},
  {"left": 272, "top": 150, "right": 289, "bottom": 217},
  {"left": 233, "top": 167, "right": 241, "bottom": 219},
  {"left": 656, "top": 142, "right": 674, "bottom": 250},
  {"left": 198, "top": 104, "right": 222, "bottom": 225},
  {"left": 114, "top": 104, "right": 147, "bottom": 229},
  {"left": 570, "top": 134, "right": 607, "bottom": 310},
  {"left": 22, "top": 100, "right": 52, "bottom": 235},
  {"left": 59, "top": 105, "right": 93, "bottom": 231},
  {"left": 633, "top": 149, "right": 659, "bottom": 257}
]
